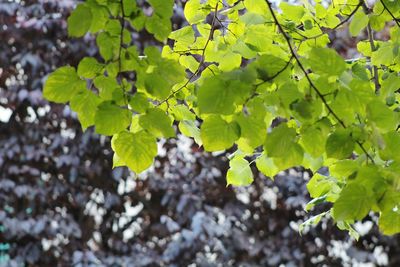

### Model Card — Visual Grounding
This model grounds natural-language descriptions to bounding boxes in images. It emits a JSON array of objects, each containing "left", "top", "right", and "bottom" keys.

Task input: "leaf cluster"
[{"left": 43, "top": 0, "right": 400, "bottom": 236}]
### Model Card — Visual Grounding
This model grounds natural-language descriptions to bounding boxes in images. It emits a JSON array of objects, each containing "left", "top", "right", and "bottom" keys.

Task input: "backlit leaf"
[
  {"left": 95, "top": 102, "right": 132, "bottom": 136},
  {"left": 227, "top": 157, "right": 253, "bottom": 186},
  {"left": 112, "top": 131, "right": 157, "bottom": 173}
]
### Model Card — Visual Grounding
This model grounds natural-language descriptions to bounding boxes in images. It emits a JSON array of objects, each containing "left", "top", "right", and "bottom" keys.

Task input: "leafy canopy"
[{"left": 43, "top": 0, "right": 400, "bottom": 237}]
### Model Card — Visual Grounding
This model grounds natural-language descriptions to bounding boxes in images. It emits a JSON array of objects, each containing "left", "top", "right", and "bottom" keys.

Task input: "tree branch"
[
  {"left": 294, "top": 2, "right": 363, "bottom": 41},
  {"left": 255, "top": 55, "right": 294, "bottom": 88},
  {"left": 118, "top": 0, "right": 128, "bottom": 105},
  {"left": 380, "top": 0, "right": 400, "bottom": 28},
  {"left": 366, "top": 23, "right": 380, "bottom": 94},
  {"left": 158, "top": 3, "right": 220, "bottom": 106},
  {"left": 266, "top": 0, "right": 375, "bottom": 164}
]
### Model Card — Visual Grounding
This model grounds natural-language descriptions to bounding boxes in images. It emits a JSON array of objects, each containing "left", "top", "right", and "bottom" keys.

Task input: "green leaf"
[
  {"left": 307, "top": 173, "right": 339, "bottom": 200},
  {"left": 112, "top": 131, "right": 157, "bottom": 173},
  {"left": 252, "top": 54, "right": 289, "bottom": 81},
  {"left": 94, "top": 76, "right": 120, "bottom": 100},
  {"left": 305, "top": 196, "right": 327, "bottom": 212},
  {"left": 329, "top": 87, "right": 362, "bottom": 125},
  {"left": 226, "top": 157, "right": 254, "bottom": 186},
  {"left": 353, "top": 166, "right": 386, "bottom": 200},
  {"left": 129, "top": 115, "right": 142, "bottom": 133},
  {"left": 123, "top": 0, "right": 137, "bottom": 16},
  {"left": 218, "top": 52, "right": 242, "bottom": 72},
  {"left": 299, "top": 212, "right": 328, "bottom": 234},
  {"left": 67, "top": 4, "right": 92, "bottom": 37},
  {"left": 277, "top": 82, "right": 302, "bottom": 108},
  {"left": 129, "top": 93, "right": 150, "bottom": 113},
  {"left": 145, "top": 0, "right": 174, "bottom": 40},
  {"left": 256, "top": 153, "right": 280, "bottom": 179},
  {"left": 236, "top": 112, "right": 266, "bottom": 153},
  {"left": 332, "top": 183, "right": 373, "bottom": 221},
  {"left": 349, "top": 10, "right": 369, "bottom": 37},
  {"left": 273, "top": 143, "right": 304, "bottom": 170},
  {"left": 87, "top": 3, "right": 109, "bottom": 33},
  {"left": 200, "top": 115, "right": 240, "bottom": 151},
  {"left": 141, "top": 74, "right": 174, "bottom": 100},
  {"left": 112, "top": 152, "right": 126, "bottom": 168},
  {"left": 352, "top": 63, "right": 369, "bottom": 81},
  {"left": 300, "top": 126, "right": 326, "bottom": 158},
  {"left": 265, "top": 124, "right": 296, "bottom": 158},
  {"left": 170, "top": 104, "right": 196, "bottom": 121},
  {"left": 104, "top": 19, "right": 122, "bottom": 36},
  {"left": 122, "top": 46, "right": 141, "bottom": 72},
  {"left": 307, "top": 48, "right": 346, "bottom": 77},
  {"left": 380, "top": 131, "right": 400, "bottom": 161},
  {"left": 70, "top": 89, "right": 102, "bottom": 130},
  {"left": 244, "top": 0, "right": 268, "bottom": 15},
  {"left": 128, "top": 10, "right": 146, "bottom": 30},
  {"left": 371, "top": 43, "right": 395, "bottom": 66},
  {"left": 184, "top": 0, "right": 207, "bottom": 24},
  {"left": 143, "top": 46, "right": 162, "bottom": 63},
  {"left": 148, "top": 0, "right": 174, "bottom": 19},
  {"left": 263, "top": 123, "right": 304, "bottom": 170},
  {"left": 336, "top": 221, "right": 360, "bottom": 241},
  {"left": 169, "top": 26, "right": 195, "bottom": 45},
  {"left": 367, "top": 100, "right": 398, "bottom": 132},
  {"left": 105, "top": 62, "right": 119, "bottom": 78},
  {"left": 378, "top": 188, "right": 400, "bottom": 212},
  {"left": 96, "top": 32, "right": 119, "bottom": 61},
  {"left": 329, "top": 160, "right": 359, "bottom": 180},
  {"left": 146, "top": 16, "right": 171, "bottom": 41},
  {"left": 138, "top": 52, "right": 186, "bottom": 100},
  {"left": 197, "top": 76, "right": 236, "bottom": 115},
  {"left": 139, "top": 108, "right": 175, "bottom": 138},
  {"left": 290, "top": 99, "right": 319, "bottom": 121},
  {"left": 381, "top": 73, "right": 400, "bottom": 98},
  {"left": 379, "top": 209, "right": 400, "bottom": 235},
  {"left": 94, "top": 102, "right": 132, "bottom": 135},
  {"left": 43, "top": 66, "right": 85, "bottom": 103},
  {"left": 280, "top": 2, "right": 305, "bottom": 21},
  {"left": 77, "top": 57, "right": 104, "bottom": 79},
  {"left": 325, "top": 129, "right": 355, "bottom": 159},
  {"left": 179, "top": 120, "right": 202, "bottom": 145}
]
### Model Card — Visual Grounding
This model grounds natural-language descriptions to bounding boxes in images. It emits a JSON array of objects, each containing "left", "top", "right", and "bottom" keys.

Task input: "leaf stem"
[
  {"left": 366, "top": 23, "right": 380, "bottom": 94},
  {"left": 118, "top": 0, "right": 128, "bottom": 106}
]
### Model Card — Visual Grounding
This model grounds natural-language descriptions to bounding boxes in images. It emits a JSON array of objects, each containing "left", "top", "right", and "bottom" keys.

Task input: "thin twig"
[
  {"left": 266, "top": 1, "right": 345, "bottom": 127},
  {"left": 118, "top": 0, "right": 128, "bottom": 106},
  {"left": 366, "top": 23, "right": 380, "bottom": 94},
  {"left": 215, "top": 16, "right": 238, "bottom": 38},
  {"left": 296, "top": 1, "right": 363, "bottom": 40},
  {"left": 157, "top": 3, "right": 219, "bottom": 106},
  {"left": 244, "top": 56, "right": 294, "bottom": 105},
  {"left": 255, "top": 55, "right": 294, "bottom": 88},
  {"left": 266, "top": 0, "right": 375, "bottom": 164},
  {"left": 380, "top": 0, "right": 400, "bottom": 28}
]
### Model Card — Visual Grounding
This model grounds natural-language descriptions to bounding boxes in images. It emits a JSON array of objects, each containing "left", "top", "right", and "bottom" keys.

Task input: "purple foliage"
[{"left": 0, "top": 1, "right": 398, "bottom": 266}]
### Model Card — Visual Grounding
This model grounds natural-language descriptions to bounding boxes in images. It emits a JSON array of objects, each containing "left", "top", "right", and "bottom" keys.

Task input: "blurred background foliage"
[{"left": 0, "top": 0, "right": 400, "bottom": 266}]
